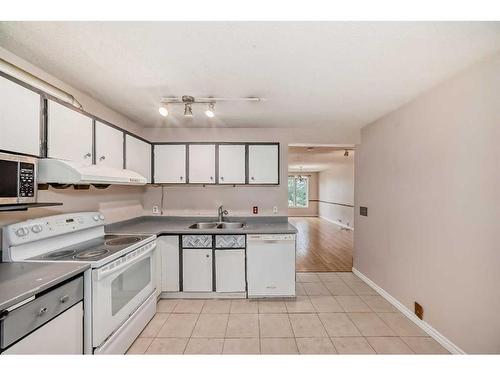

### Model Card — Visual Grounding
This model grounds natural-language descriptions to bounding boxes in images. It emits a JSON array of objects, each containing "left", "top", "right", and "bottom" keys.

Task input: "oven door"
[{"left": 92, "top": 244, "right": 156, "bottom": 348}]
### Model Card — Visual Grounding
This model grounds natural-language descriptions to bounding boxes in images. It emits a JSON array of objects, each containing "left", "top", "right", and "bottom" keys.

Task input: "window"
[{"left": 288, "top": 176, "right": 309, "bottom": 208}]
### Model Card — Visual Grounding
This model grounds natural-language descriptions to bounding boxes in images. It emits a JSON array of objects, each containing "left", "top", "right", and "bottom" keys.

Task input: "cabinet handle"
[
  {"left": 206, "top": 254, "right": 210, "bottom": 258},
  {"left": 99, "top": 155, "right": 106, "bottom": 161},
  {"left": 83, "top": 153, "right": 91, "bottom": 159},
  {"left": 179, "top": 176, "right": 183, "bottom": 181},
  {"left": 220, "top": 176, "right": 224, "bottom": 181},
  {"left": 210, "top": 176, "right": 213, "bottom": 181},
  {"left": 251, "top": 176, "right": 255, "bottom": 181},
  {"left": 60, "top": 295, "right": 70, "bottom": 304},
  {"left": 38, "top": 307, "right": 48, "bottom": 316}
]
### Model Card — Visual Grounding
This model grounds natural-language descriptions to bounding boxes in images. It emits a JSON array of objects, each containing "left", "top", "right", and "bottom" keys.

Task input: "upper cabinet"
[
  {"left": 154, "top": 144, "right": 186, "bottom": 183},
  {"left": 125, "top": 135, "right": 151, "bottom": 183},
  {"left": 95, "top": 121, "right": 123, "bottom": 169},
  {"left": 248, "top": 144, "right": 279, "bottom": 184},
  {"left": 0, "top": 77, "right": 41, "bottom": 156},
  {"left": 47, "top": 101, "right": 93, "bottom": 165},
  {"left": 218, "top": 144, "right": 246, "bottom": 184},
  {"left": 189, "top": 144, "right": 216, "bottom": 184}
]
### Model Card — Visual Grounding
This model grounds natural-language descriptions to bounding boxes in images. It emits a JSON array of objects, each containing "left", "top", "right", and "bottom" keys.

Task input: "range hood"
[{"left": 37, "top": 159, "right": 147, "bottom": 185}]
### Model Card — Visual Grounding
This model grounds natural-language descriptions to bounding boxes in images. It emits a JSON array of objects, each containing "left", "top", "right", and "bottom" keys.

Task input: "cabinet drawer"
[
  {"left": 1, "top": 276, "right": 83, "bottom": 348},
  {"left": 215, "top": 235, "right": 246, "bottom": 249},
  {"left": 182, "top": 235, "right": 212, "bottom": 248}
]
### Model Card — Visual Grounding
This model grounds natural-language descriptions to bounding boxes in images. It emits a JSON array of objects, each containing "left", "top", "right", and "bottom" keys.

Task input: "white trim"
[
  {"left": 160, "top": 291, "right": 246, "bottom": 299},
  {"left": 318, "top": 215, "right": 354, "bottom": 231},
  {"left": 352, "top": 267, "right": 466, "bottom": 355}
]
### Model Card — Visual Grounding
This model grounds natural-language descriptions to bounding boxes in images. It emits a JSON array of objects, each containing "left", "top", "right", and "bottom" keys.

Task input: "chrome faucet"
[{"left": 217, "top": 205, "right": 229, "bottom": 222}]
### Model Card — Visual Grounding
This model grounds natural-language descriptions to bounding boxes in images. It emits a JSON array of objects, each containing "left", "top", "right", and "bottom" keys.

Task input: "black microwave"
[{"left": 0, "top": 152, "right": 37, "bottom": 205}]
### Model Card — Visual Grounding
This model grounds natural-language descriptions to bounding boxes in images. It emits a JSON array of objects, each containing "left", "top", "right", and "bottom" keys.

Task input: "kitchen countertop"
[
  {"left": 0, "top": 262, "right": 89, "bottom": 312},
  {"left": 105, "top": 216, "right": 298, "bottom": 235}
]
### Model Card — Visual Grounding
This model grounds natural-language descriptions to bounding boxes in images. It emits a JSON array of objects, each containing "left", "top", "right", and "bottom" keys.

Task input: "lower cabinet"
[
  {"left": 182, "top": 248, "right": 213, "bottom": 292},
  {"left": 215, "top": 249, "right": 246, "bottom": 293},
  {"left": 159, "top": 236, "right": 180, "bottom": 292}
]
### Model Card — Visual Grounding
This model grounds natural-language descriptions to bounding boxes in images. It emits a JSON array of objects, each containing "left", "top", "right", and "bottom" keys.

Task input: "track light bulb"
[
  {"left": 158, "top": 105, "right": 168, "bottom": 117},
  {"left": 205, "top": 103, "right": 215, "bottom": 118},
  {"left": 184, "top": 103, "right": 193, "bottom": 117}
]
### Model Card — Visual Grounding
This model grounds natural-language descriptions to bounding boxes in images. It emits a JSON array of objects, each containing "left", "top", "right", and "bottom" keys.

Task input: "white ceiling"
[
  {"left": 289, "top": 146, "right": 354, "bottom": 172},
  {"left": 1, "top": 22, "right": 499, "bottom": 130}
]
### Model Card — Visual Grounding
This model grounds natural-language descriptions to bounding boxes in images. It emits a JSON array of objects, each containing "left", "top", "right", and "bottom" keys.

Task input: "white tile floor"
[{"left": 127, "top": 272, "right": 449, "bottom": 355}]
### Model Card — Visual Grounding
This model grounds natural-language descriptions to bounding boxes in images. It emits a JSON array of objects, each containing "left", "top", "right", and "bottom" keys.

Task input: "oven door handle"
[{"left": 95, "top": 244, "right": 156, "bottom": 280}]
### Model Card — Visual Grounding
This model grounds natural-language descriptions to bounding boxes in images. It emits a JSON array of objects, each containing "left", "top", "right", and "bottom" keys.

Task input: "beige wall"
[
  {"left": 354, "top": 52, "right": 500, "bottom": 354},
  {"left": 287, "top": 172, "right": 319, "bottom": 217},
  {"left": 318, "top": 152, "right": 355, "bottom": 228}
]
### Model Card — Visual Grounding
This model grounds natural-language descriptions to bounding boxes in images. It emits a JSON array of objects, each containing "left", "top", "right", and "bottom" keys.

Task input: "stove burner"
[
  {"left": 44, "top": 250, "right": 76, "bottom": 259},
  {"left": 105, "top": 236, "right": 142, "bottom": 246},
  {"left": 74, "top": 249, "right": 109, "bottom": 260}
]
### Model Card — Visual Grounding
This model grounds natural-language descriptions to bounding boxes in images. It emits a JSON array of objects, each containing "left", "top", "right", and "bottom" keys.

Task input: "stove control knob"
[
  {"left": 15, "top": 227, "right": 29, "bottom": 237},
  {"left": 98, "top": 214, "right": 105, "bottom": 221},
  {"left": 31, "top": 225, "right": 43, "bottom": 233},
  {"left": 93, "top": 215, "right": 100, "bottom": 221}
]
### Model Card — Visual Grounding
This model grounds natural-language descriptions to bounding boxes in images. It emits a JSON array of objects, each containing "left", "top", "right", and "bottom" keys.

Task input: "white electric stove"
[{"left": 2, "top": 212, "right": 157, "bottom": 354}]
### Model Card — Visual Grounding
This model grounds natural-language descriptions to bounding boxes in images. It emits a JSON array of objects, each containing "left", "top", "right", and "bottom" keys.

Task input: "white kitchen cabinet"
[
  {"left": 218, "top": 144, "right": 246, "bottom": 184},
  {"left": 159, "top": 236, "right": 180, "bottom": 292},
  {"left": 248, "top": 144, "right": 279, "bottom": 184},
  {"left": 188, "top": 144, "right": 216, "bottom": 184},
  {"left": 47, "top": 100, "right": 93, "bottom": 165},
  {"left": 154, "top": 144, "right": 186, "bottom": 183},
  {"left": 95, "top": 121, "right": 124, "bottom": 169},
  {"left": 182, "top": 249, "right": 212, "bottom": 292},
  {"left": 125, "top": 135, "right": 151, "bottom": 183},
  {"left": 0, "top": 77, "right": 41, "bottom": 156},
  {"left": 215, "top": 249, "right": 246, "bottom": 292}
]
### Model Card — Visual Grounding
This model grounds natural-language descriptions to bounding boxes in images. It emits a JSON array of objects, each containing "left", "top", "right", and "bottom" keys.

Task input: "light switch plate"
[{"left": 273, "top": 206, "right": 278, "bottom": 214}]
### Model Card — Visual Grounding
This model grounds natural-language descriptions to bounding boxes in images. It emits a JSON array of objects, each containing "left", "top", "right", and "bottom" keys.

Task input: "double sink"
[{"left": 188, "top": 222, "right": 245, "bottom": 230}]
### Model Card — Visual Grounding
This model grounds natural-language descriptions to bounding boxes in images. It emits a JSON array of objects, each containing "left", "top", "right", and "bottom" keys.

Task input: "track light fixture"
[
  {"left": 344, "top": 150, "right": 349, "bottom": 157},
  {"left": 158, "top": 104, "right": 168, "bottom": 117},
  {"left": 158, "top": 96, "right": 263, "bottom": 118},
  {"left": 184, "top": 103, "right": 193, "bottom": 117},
  {"left": 205, "top": 102, "right": 215, "bottom": 118}
]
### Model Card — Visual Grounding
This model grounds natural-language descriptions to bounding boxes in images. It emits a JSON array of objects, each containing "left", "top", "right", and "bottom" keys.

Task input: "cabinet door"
[
  {"left": 159, "top": 236, "right": 180, "bottom": 292},
  {"left": 188, "top": 144, "right": 215, "bottom": 184},
  {"left": 0, "top": 77, "right": 41, "bottom": 156},
  {"left": 248, "top": 144, "right": 279, "bottom": 184},
  {"left": 47, "top": 101, "right": 93, "bottom": 165},
  {"left": 125, "top": 135, "right": 151, "bottom": 183},
  {"left": 95, "top": 121, "right": 123, "bottom": 169},
  {"left": 182, "top": 249, "right": 212, "bottom": 292},
  {"left": 154, "top": 144, "right": 186, "bottom": 183},
  {"left": 218, "top": 145, "right": 246, "bottom": 184},
  {"left": 215, "top": 250, "right": 246, "bottom": 292}
]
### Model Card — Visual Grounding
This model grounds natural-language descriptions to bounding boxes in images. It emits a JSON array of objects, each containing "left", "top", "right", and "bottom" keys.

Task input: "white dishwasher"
[{"left": 246, "top": 234, "right": 296, "bottom": 298}]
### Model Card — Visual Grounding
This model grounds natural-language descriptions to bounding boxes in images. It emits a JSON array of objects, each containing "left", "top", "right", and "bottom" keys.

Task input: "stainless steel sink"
[
  {"left": 188, "top": 222, "right": 218, "bottom": 229},
  {"left": 188, "top": 222, "right": 245, "bottom": 229},
  {"left": 217, "top": 222, "right": 245, "bottom": 229}
]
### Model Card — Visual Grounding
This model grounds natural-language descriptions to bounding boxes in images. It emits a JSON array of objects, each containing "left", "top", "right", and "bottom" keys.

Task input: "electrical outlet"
[
  {"left": 414, "top": 302, "right": 424, "bottom": 320},
  {"left": 152, "top": 205, "right": 160, "bottom": 214},
  {"left": 253, "top": 206, "right": 258, "bottom": 214},
  {"left": 273, "top": 206, "right": 278, "bottom": 214}
]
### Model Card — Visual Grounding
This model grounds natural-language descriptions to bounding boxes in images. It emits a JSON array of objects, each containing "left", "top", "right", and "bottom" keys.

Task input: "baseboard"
[
  {"left": 319, "top": 215, "right": 354, "bottom": 231},
  {"left": 352, "top": 267, "right": 465, "bottom": 355}
]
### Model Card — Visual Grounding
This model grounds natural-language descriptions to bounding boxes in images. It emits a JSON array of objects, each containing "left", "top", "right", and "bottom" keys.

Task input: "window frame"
[{"left": 288, "top": 175, "right": 309, "bottom": 208}]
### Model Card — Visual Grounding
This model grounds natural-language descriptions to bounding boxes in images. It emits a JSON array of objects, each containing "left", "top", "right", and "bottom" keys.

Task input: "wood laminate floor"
[{"left": 289, "top": 217, "right": 353, "bottom": 272}]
